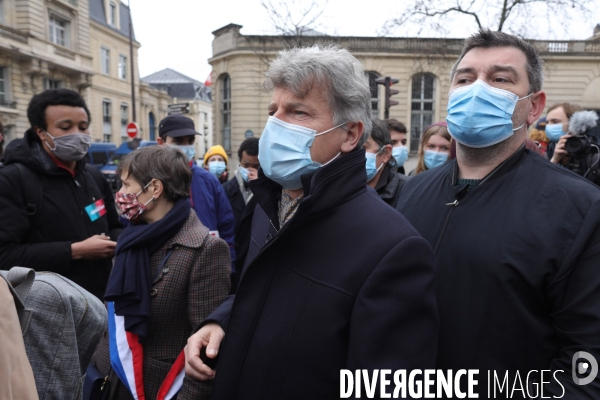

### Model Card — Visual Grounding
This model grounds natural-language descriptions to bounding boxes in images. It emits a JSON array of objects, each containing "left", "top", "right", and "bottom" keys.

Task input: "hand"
[
  {"left": 184, "top": 323, "right": 225, "bottom": 381},
  {"left": 246, "top": 167, "right": 259, "bottom": 181},
  {"left": 550, "top": 134, "right": 572, "bottom": 165},
  {"left": 71, "top": 235, "right": 116, "bottom": 260}
]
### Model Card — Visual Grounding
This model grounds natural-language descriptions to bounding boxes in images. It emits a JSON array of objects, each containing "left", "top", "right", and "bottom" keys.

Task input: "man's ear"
[
  {"left": 527, "top": 91, "right": 546, "bottom": 126},
  {"left": 341, "top": 121, "right": 364, "bottom": 153},
  {"left": 381, "top": 144, "right": 392, "bottom": 164},
  {"left": 157, "top": 136, "right": 165, "bottom": 145}
]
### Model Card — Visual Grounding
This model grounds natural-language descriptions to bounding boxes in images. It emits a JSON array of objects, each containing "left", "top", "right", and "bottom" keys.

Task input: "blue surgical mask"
[
  {"left": 365, "top": 149, "right": 384, "bottom": 182},
  {"left": 446, "top": 80, "right": 532, "bottom": 148},
  {"left": 209, "top": 161, "right": 226, "bottom": 176},
  {"left": 392, "top": 145, "right": 409, "bottom": 167},
  {"left": 258, "top": 116, "right": 345, "bottom": 190},
  {"left": 239, "top": 166, "right": 249, "bottom": 182},
  {"left": 424, "top": 150, "right": 448, "bottom": 170},
  {"left": 169, "top": 144, "right": 196, "bottom": 162},
  {"left": 545, "top": 124, "right": 566, "bottom": 142}
]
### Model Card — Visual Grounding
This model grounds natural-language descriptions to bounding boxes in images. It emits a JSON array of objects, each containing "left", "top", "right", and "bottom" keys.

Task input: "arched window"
[
  {"left": 366, "top": 72, "right": 380, "bottom": 119},
  {"left": 410, "top": 73, "right": 435, "bottom": 152},
  {"left": 220, "top": 74, "right": 231, "bottom": 152},
  {"left": 148, "top": 112, "right": 156, "bottom": 141}
]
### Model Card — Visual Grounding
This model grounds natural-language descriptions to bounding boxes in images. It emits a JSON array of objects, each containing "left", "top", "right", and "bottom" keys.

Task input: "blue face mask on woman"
[
  {"left": 545, "top": 124, "right": 566, "bottom": 142},
  {"left": 446, "top": 80, "right": 532, "bottom": 148},
  {"left": 258, "top": 116, "right": 346, "bottom": 190},
  {"left": 391, "top": 146, "right": 409, "bottom": 167},
  {"left": 423, "top": 150, "right": 448, "bottom": 170},
  {"left": 208, "top": 161, "right": 226, "bottom": 176}
]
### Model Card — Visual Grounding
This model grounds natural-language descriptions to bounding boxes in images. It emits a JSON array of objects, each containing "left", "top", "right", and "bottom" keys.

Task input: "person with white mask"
[
  {"left": 396, "top": 29, "right": 600, "bottom": 398},
  {"left": 185, "top": 44, "right": 438, "bottom": 399}
]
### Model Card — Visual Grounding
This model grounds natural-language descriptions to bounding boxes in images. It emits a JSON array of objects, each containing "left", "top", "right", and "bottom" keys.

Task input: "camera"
[{"left": 565, "top": 133, "right": 598, "bottom": 156}]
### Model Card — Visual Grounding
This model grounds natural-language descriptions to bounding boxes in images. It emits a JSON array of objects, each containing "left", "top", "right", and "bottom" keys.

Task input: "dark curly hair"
[
  {"left": 27, "top": 89, "right": 91, "bottom": 138},
  {"left": 237, "top": 137, "right": 259, "bottom": 159}
]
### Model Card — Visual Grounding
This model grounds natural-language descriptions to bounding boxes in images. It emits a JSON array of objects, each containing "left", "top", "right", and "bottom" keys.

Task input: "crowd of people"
[{"left": 0, "top": 28, "right": 599, "bottom": 399}]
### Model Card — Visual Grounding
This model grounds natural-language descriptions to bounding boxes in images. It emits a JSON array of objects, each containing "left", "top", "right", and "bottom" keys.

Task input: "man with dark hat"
[{"left": 157, "top": 114, "right": 236, "bottom": 272}]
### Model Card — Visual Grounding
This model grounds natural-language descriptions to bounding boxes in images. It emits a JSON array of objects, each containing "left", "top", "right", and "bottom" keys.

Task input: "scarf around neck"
[{"left": 104, "top": 197, "right": 191, "bottom": 342}]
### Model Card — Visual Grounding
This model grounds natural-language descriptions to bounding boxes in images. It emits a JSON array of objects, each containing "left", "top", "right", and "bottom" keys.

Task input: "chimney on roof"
[{"left": 595, "top": 24, "right": 600, "bottom": 37}]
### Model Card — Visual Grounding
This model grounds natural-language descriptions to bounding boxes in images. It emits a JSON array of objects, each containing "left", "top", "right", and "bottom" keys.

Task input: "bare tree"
[
  {"left": 260, "top": 0, "right": 329, "bottom": 47},
  {"left": 381, "top": 0, "right": 594, "bottom": 38}
]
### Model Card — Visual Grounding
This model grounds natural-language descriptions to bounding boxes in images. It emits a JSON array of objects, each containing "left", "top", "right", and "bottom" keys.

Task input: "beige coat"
[{"left": 0, "top": 278, "right": 38, "bottom": 400}]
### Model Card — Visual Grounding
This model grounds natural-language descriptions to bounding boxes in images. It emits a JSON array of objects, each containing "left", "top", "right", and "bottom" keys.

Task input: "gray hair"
[
  {"left": 264, "top": 44, "right": 372, "bottom": 147},
  {"left": 450, "top": 29, "right": 544, "bottom": 94}
]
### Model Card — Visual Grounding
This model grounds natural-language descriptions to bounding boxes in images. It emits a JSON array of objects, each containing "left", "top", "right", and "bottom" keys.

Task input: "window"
[
  {"left": 109, "top": 2, "right": 117, "bottom": 26},
  {"left": 366, "top": 72, "right": 380, "bottom": 119},
  {"left": 102, "top": 100, "right": 112, "bottom": 142},
  {"left": 49, "top": 15, "right": 69, "bottom": 47},
  {"left": 148, "top": 112, "right": 156, "bottom": 141},
  {"left": 101, "top": 47, "right": 110, "bottom": 75},
  {"left": 410, "top": 73, "right": 435, "bottom": 152},
  {"left": 220, "top": 74, "right": 231, "bottom": 152},
  {"left": 120, "top": 103, "right": 128, "bottom": 137},
  {"left": 0, "top": 67, "right": 6, "bottom": 104},
  {"left": 44, "top": 79, "right": 62, "bottom": 90},
  {"left": 118, "top": 55, "right": 127, "bottom": 80}
]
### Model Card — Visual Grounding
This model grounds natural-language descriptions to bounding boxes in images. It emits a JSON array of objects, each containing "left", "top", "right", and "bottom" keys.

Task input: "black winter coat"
[
  {"left": 0, "top": 130, "right": 121, "bottom": 298},
  {"left": 206, "top": 148, "right": 439, "bottom": 399},
  {"left": 396, "top": 147, "right": 600, "bottom": 398}
]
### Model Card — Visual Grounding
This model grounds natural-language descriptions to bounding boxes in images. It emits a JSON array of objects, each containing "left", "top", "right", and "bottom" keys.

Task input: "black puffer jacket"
[{"left": 0, "top": 129, "right": 121, "bottom": 298}]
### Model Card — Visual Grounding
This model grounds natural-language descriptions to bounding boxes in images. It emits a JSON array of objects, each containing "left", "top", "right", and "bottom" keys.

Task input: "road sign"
[
  {"left": 244, "top": 129, "right": 254, "bottom": 138},
  {"left": 168, "top": 103, "right": 190, "bottom": 115},
  {"left": 126, "top": 122, "right": 139, "bottom": 138}
]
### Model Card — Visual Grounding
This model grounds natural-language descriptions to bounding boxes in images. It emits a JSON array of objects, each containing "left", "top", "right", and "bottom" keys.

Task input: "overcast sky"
[{"left": 131, "top": 0, "right": 600, "bottom": 83}]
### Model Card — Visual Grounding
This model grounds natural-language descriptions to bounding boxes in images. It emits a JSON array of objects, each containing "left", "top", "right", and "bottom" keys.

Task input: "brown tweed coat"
[{"left": 91, "top": 210, "right": 231, "bottom": 400}]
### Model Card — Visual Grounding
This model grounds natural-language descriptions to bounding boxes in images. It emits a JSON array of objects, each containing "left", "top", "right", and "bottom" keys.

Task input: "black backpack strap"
[{"left": 13, "top": 163, "right": 43, "bottom": 218}]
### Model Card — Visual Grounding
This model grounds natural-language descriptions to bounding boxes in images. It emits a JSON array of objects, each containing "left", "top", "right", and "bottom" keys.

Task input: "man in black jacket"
[
  {"left": 0, "top": 89, "right": 120, "bottom": 299},
  {"left": 185, "top": 45, "right": 439, "bottom": 399},
  {"left": 223, "top": 137, "right": 259, "bottom": 293},
  {"left": 397, "top": 29, "right": 600, "bottom": 397}
]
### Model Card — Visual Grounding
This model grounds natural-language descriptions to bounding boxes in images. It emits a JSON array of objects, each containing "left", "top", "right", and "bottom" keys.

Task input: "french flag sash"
[{"left": 107, "top": 302, "right": 186, "bottom": 400}]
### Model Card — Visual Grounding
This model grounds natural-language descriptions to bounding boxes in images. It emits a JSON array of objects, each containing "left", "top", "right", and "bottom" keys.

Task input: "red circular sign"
[{"left": 126, "top": 122, "right": 139, "bottom": 139}]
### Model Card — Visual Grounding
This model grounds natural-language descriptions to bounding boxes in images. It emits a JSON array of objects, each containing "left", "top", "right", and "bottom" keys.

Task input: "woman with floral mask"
[
  {"left": 203, "top": 144, "right": 229, "bottom": 184},
  {"left": 90, "top": 146, "right": 230, "bottom": 400},
  {"left": 409, "top": 122, "right": 452, "bottom": 176}
]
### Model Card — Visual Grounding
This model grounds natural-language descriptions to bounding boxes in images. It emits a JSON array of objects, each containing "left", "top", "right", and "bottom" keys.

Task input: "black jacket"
[
  {"left": 396, "top": 148, "right": 600, "bottom": 397},
  {"left": 375, "top": 164, "right": 409, "bottom": 208},
  {"left": 223, "top": 175, "right": 257, "bottom": 291},
  {"left": 0, "top": 130, "right": 121, "bottom": 298},
  {"left": 206, "top": 149, "right": 439, "bottom": 399}
]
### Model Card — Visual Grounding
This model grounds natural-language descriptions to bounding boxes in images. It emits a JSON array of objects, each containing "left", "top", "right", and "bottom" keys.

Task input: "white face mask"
[{"left": 44, "top": 131, "right": 92, "bottom": 162}]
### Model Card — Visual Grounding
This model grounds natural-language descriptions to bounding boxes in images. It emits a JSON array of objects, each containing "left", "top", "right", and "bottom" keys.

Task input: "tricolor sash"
[{"left": 108, "top": 302, "right": 185, "bottom": 400}]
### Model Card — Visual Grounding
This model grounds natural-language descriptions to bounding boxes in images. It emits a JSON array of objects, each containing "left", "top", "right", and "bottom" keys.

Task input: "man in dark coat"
[
  {"left": 397, "top": 29, "right": 600, "bottom": 398},
  {"left": 223, "top": 137, "right": 260, "bottom": 293},
  {"left": 185, "top": 45, "right": 439, "bottom": 399},
  {"left": 0, "top": 89, "right": 119, "bottom": 299}
]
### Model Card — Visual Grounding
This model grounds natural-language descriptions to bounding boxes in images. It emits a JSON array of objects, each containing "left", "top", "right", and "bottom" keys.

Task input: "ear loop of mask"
[
  {"left": 374, "top": 146, "right": 386, "bottom": 173},
  {"left": 316, "top": 122, "right": 350, "bottom": 166},
  {"left": 43, "top": 131, "right": 57, "bottom": 151},
  {"left": 512, "top": 93, "right": 534, "bottom": 132},
  {"left": 137, "top": 181, "right": 155, "bottom": 205}
]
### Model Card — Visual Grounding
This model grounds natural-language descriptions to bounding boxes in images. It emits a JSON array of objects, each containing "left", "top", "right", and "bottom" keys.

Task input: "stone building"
[
  {"left": 209, "top": 23, "right": 600, "bottom": 159},
  {"left": 141, "top": 68, "right": 213, "bottom": 156},
  {"left": 0, "top": 0, "right": 168, "bottom": 144}
]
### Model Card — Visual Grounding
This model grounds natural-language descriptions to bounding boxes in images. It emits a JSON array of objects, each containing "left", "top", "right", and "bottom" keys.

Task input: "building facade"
[
  {"left": 0, "top": 0, "right": 165, "bottom": 145},
  {"left": 209, "top": 24, "right": 600, "bottom": 158},
  {"left": 141, "top": 68, "right": 213, "bottom": 157}
]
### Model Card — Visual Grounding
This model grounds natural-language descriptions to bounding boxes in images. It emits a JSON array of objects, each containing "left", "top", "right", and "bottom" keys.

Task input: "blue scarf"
[{"left": 104, "top": 198, "right": 191, "bottom": 343}]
